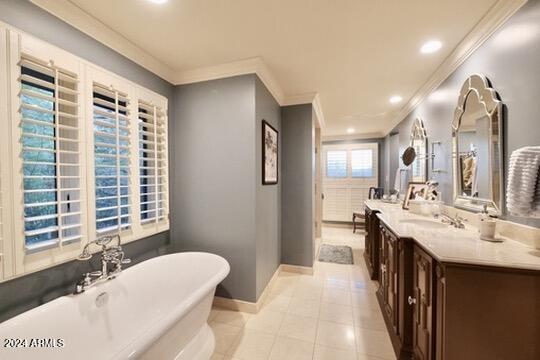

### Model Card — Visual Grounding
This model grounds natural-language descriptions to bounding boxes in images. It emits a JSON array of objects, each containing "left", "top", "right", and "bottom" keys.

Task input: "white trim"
[
  {"left": 213, "top": 264, "right": 313, "bottom": 314},
  {"left": 0, "top": 25, "right": 14, "bottom": 280},
  {"left": 29, "top": 0, "right": 175, "bottom": 83},
  {"left": 28, "top": 0, "right": 525, "bottom": 137},
  {"left": 323, "top": 132, "right": 385, "bottom": 142},
  {"left": 174, "top": 57, "right": 286, "bottom": 106},
  {"left": 384, "top": 0, "right": 527, "bottom": 136},
  {"left": 279, "top": 264, "right": 314, "bottom": 275}
]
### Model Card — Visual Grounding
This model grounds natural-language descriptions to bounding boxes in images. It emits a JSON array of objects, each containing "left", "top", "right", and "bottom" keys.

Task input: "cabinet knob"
[{"left": 408, "top": 296, "right": 417, "bottom": 305}]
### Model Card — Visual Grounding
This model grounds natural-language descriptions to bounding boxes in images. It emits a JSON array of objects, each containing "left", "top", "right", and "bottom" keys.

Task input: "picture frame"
[
  {"left": 262, "top": 120, "right": 278, "bottom": 185},
  {"left": 402, "top": 182, "right": 429, "bottom": 210}
]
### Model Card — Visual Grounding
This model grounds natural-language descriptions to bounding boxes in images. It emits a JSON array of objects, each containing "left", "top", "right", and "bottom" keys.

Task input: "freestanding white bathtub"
[{"left": 0, "top": 252, "right": 230, "bottom": 360}]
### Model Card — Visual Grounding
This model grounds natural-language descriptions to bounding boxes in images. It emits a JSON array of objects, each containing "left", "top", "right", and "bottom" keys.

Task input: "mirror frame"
[
  {"left": 410, "top": 118, "right": 428, "bottom": 183},
  {"left": 452, "top": 74, "right": 503, "bottom": 215}
]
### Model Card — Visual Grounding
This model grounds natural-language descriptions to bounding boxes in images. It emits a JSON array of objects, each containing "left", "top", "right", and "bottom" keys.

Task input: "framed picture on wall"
[{"left": 262, "top": 120, "right": 278, "bottom": 185}]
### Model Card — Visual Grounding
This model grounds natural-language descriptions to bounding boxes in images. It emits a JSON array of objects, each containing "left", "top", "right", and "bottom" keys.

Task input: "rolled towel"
[{"left": 506, "top": 146, "right": 540, "bottom": 218}]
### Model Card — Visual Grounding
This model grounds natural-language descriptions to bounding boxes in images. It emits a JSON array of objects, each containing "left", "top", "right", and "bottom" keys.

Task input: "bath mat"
[{"left": 318, "top": 244, "right": 354, "bottom": 265}]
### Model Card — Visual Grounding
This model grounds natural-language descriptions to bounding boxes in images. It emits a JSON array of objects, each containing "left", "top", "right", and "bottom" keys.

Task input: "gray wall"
[
  {"left": 387, "top": 0, "right": 540, "bottom": 228},
  {"left": 281, "top": 105, "right": 314, "bottom": 267},
  {"left": 255, "top": 78, "right": 281, "bottom": 298},
  {"left": 0, "top": 0, "right": 173, "bottom": 322},
  {"left": 322, "top": 137, "right": 386, "bottom": 188},
  {"left": 172, "top": 75, "right": 258, "bottom": 301}
]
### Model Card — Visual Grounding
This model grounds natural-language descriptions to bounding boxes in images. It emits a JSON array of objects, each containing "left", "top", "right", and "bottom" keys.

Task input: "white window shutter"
[
  {"left": 93, "top": 83, "right": 132, "bottom": 235},
  {"left": 18, "top": 55, "right": 82, "bottom": 251},
  {"left": 138, "top": 101, "right": 168, "bottom": 225}
]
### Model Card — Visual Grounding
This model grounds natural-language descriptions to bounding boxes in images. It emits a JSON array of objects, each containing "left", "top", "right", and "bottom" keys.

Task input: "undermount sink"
[{"left": 398, "top": 218, "right": 448, "bottom": 229}]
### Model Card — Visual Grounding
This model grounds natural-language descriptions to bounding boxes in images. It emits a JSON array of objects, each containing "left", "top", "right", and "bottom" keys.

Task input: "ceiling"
[{"left": 64, "top": 0, "right": 500, "bottom": 136}]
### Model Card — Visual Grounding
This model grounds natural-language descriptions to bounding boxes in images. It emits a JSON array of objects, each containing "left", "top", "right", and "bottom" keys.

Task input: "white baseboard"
[
  {"left": 213, "top": 263, "right": 314, "bottom": 313},
  {"left": 279, "top": 264, "right": 314, "bottom": 275}
]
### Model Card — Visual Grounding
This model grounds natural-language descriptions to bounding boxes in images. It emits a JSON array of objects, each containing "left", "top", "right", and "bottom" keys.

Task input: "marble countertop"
[{"left": 364, "top": 200, "right": 540, "bottom": 271}]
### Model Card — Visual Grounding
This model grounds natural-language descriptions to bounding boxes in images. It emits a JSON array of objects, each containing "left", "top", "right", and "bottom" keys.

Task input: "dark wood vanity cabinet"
[
  {"left": 377, "top": 222, "right": 414, "bottom": 359},
  {"left": 374, "top": 221, "right": 540, "bottom": 360},
  {"left": 364, "top": 208, "right": 380, "bottom": 280},
  {"left": 412, "top": 245, "right": 434, "bottom": 360}
]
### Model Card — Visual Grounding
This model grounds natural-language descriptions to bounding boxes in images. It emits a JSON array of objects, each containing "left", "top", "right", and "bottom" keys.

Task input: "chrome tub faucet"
[{"left": 74, "top": 234, "right": 131, "bottom": 294}]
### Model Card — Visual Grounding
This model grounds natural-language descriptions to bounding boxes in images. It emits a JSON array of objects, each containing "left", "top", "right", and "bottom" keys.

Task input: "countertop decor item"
[
  {"left": 262, "top": 119, "right": 279, "bottom": 185},
  {"left": 402, "top": 182, "right": 429, "bottom": 210}
]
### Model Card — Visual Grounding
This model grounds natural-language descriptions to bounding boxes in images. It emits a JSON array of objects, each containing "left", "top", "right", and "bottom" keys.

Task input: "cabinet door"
[
  {"left": 365, "top": 209, "right": 371, "bottom": 260},
  {"left": 386, "top": 233, "right": 399, "bottom": 333},
  {"left": 378, "top": 226, "right": 389, "bottom": 303},
  {"left": 412, "top": 247, "right": 433, "bottom": 360}
]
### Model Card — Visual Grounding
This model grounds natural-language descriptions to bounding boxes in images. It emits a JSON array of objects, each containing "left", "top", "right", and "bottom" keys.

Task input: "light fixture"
[
  {"left": 389, "top": 95, "right": 403, "bottom": 104},
  {"left": 147, "top": 0, "right": 168, "bottom": 4},
  {"left": 346, "top": 128, "right": 355, "bottom": 134},
  {"left": 420, "top": 40, "right": 442, "bottom": 54}
]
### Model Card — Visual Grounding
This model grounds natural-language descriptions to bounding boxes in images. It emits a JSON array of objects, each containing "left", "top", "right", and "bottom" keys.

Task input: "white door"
[{"left": 322, "top": 143, "right": 378, "bottom": 222}]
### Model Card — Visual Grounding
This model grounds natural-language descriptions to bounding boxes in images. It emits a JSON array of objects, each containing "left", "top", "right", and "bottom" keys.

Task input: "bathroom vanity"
[{"left": 364, "top": 200, "right": 540, "bottom": 360}]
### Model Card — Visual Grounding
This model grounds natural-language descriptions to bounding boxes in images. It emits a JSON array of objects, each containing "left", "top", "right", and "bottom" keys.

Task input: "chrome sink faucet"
[
  {"left": 74, "top": 234, "right": 131, "bottom": 294},
  {"left": 438, "top": 213, "right": 466, "bottom": 229}
]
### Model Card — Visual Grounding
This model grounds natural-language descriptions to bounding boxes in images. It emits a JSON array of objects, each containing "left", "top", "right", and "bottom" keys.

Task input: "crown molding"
[
  {"left": 174, "top": 58, "right": 327, "bottom": 128},
  {"left": 322, "top": 132, "right": 385, "bottom": 142},
  {"left": 282, "top": 92, "right": 317, "bottom": 106},
  {"left": 173, "top": 56, "right": 289, "bottom": 102},
  {"left": 30, "top": 0, "right": 176, "bottom": 83},
  {"left": 383, "top": 0, "right": 527, "bottom": 136},
  {"left": 312, "top": 94, "right": 326, "bottom": 129}
]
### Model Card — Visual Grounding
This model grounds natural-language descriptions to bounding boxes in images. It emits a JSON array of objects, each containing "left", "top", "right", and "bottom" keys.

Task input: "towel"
[{"left": 506, "top": 146, "right": 540, "bottom": 218}]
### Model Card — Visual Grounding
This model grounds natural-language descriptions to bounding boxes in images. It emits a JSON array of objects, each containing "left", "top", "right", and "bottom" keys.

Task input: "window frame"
[
  {"left": 0, "top": 25, "right": 14, "bottom": 279},
  {"left": 0, "top": 25, "right": 169, "bottom": 282},
  {"left": 8, "top": 31, "right": 87, "bottom": 275},
  {"left": 323, "top": 144, "right": 378, "bottom": 182}
]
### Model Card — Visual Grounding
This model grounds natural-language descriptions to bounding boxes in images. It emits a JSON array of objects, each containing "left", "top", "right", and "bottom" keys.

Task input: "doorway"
[{"left": 322, "top": 142, "right": 379, "bottom": 222}]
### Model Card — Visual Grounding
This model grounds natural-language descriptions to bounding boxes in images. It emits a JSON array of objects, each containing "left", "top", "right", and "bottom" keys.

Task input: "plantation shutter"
[
  {"left": 351, "top": 149, "right": 374, "bottom": 178},
  {"left": 138, "top": 101, "right": 168, "bottom": 224},
  {"left": 93, "top": 84, "right": 132, "bottom": 234},
  {"left": 18, "top": 55, "right": 82, "bottom": 251},
  {"left": 326, "top": 150, "right": 348, "bottom": 178}
]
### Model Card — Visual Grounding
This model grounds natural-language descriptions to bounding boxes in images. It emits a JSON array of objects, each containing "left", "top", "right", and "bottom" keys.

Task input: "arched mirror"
[
  {"left": 452, "top": 74, "right": 503, "bottom": 215},
  {"left": 410, "top": 118, "right": 428, "bottom": 182}
]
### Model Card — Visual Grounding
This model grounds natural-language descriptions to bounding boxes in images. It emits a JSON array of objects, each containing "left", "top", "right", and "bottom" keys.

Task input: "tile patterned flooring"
[{"left": 209, "top": 225, "right": 396, "bottom": 360}]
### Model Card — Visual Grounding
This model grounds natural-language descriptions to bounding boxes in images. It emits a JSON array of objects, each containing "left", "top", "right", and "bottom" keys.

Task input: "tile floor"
[{"left": 209, "top": 225, "right": 396, "bottom": 360}]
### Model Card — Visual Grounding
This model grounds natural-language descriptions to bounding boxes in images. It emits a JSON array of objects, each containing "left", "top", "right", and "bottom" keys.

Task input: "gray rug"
[{"left": 318, "top": 244, "right": 354, "bottom": 265}]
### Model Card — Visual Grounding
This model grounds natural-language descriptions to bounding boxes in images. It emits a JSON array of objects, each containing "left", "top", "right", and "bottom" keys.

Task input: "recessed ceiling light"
[
  {"left": 346, "top": 128, "right": 355, "bottom": 134},
  {"left": 147, "top": 0, "right": 168, "bottom": 4},
  {"left": 389, "top": 95, "right": 403, "bottom": 104},
  {"left": 420, "top": 40, "right": 442, "bottom": 54}
]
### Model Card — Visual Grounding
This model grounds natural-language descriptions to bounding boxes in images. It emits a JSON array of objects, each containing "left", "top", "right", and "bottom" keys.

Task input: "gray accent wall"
[
  {"left": 172, "top": 75, "right": 282, "bottom": 302},
  {"left": 255, "top": 78, "right": 281, "bottom": 299},
  {"left": 281, "top": 105, "right": 315, "bottom": 267},
  {"left": 172, "top": 75, "right": 258, "bottom": 302},
  {"left": 0, "top": 0, "right": 173, "bottom": 322},
  {"left": 387, "top": 0, "right": 540, "bottom": 228}
]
